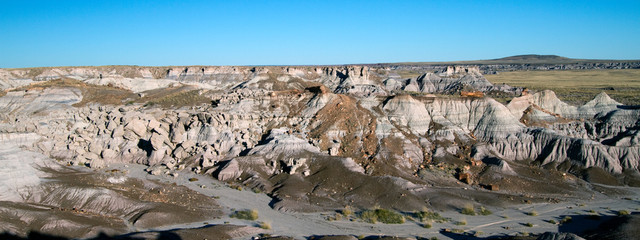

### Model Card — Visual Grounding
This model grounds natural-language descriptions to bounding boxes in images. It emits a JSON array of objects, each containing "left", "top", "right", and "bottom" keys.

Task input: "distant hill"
[{"left": 389, "top": 54, "right": 640, "bottom": 66}]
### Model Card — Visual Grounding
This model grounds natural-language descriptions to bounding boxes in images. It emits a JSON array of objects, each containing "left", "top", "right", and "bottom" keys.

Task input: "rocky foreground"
[{"left": 0, "top": 65, "right": 639, "bottom": 239}]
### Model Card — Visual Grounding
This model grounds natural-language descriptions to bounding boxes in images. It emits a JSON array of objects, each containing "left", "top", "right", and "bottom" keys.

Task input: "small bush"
[
  {"left": 618, "top": 210, "right": 630, "bottom": 216},
  {"left": 460, "top": 205, "right": 476, "bottom": 216},
  {"left": 560, "top": 216, "right": 572, "bottom": 224},
  {"left": 230, "top": 209, "right": 259, "bottom": 220},
  {"left": 547, "top": 219, "right": 557, "bottom": 224},
  {"left": 526, "top": 211, "right": 538, "bottom": 216},
  {"left": 454, "top": 219, "right": 467, "bottom": 225},
  {"left": 188, "top": 177, "right": 198, "bottom": 182},
  {"left": 341, "top": 206, "right": 353, "bottom": 216},
  {"left": 422, "top": 221, "right": 432, "bottom": 228},
  {"left": 360, "top": 210, "right": 378, "bottom": 224},
  {"left": 415, "top": 210, "right": 449, "bottom": 223},
  {"left": 524, "top": 222, "right": 534, "bottom": 227},
  {"left": 258, "top": 221, "right": 271, "bottom": 229},
  {"left": 326, "top": 213, "right": 343, "bottom": 221},
  {"left": 450, "top": 229, "right": 464, "bottom": 234},
  {"left": 479, "top": 206, "right": 492, "bottom": 216},
  {"left": 359, "top": 209, "right": 405, "bottom": 224}
]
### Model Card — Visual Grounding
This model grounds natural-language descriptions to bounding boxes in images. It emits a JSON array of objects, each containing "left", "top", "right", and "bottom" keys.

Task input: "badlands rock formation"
[{"left": 0, "top": 65, "right": 639, "bottom": 237}]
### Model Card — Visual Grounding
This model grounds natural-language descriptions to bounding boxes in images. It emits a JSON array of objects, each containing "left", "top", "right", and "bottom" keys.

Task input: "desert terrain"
[{"left": 1, "top": 55, "right": 639, "bottom": 240}]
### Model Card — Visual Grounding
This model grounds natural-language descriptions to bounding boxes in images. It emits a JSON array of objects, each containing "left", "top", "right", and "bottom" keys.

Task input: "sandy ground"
[{"left": 103, "top": 163, "right": 640, "bottom": 239}]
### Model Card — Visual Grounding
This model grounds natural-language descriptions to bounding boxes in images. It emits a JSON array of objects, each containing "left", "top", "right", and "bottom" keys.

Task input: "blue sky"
[{"left": 1, "top": 0, "right": 639, "bottom": 67}]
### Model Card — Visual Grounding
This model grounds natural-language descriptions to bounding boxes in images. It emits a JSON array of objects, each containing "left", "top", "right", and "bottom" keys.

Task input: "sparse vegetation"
[
  {"left": 546, "top": 219, "right": 557, "bottom": 224},
  {"left": 326, "top": 213, "right": 343, "bottom": 221},
  {"left": 479, "top": 206, "right": 492, "bottom": 216},
  {"left": 454, "top": 219, "right": 467, "bottom": 225},
  {"left": 359, "top": 208, "right": 405, "bottom": 224},
  {"left": 414, "top": 209, "right": 450, "bottom": 223},
  {"left": 526, "top": 210, "right": 538, "bottom": 216},
  {"left": 460, "top": 205, "right": 476, "bottom": 216},
  {"left": 258, "top": 221, "right": 271, "bottom": 230},
  {"left": 560, "top": 216, "right": 572, "bottom": 224},
  {"left": 524, "top": 222, "right": 534, "bottom": 227},
  {"left": 230, "top": 209, "right": 259, "bottom": 221},
  {"left": 617, "top": 210, "right": 630, "bottom": 216},
  {"left": 341, "top": 206, "right": 353, "bottom": 217},
  {"left": 422, "top": 221, "right": 432, "bottom": 228},
  {"left": 188, "top": 177, "right": 198, "bottom": 182}
]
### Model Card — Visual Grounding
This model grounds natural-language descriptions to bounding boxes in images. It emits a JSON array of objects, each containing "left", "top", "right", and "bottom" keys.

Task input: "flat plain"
[{"left": 485, "top": 69, "right": 640, "bottom": 105}]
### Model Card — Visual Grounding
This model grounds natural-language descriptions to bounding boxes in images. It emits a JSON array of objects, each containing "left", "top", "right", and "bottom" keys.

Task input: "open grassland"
[{"left": 485, "top": 69, "right": 640, "bottom": 105}]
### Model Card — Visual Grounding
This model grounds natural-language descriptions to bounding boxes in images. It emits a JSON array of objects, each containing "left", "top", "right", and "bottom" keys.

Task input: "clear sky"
[{"left": 1, "top": 0, "right": 639, "bottom": 67}]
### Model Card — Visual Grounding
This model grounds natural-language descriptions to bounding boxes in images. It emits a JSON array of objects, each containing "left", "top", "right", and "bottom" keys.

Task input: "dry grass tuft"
[{"left": 230, "top": 209, "right": 259, "bottom": 220}]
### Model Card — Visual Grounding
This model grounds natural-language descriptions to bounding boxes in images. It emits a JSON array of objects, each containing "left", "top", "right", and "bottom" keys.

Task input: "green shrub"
[
  {"left": 479, "top": 206, "right": 492, "bottom": 216},
  {"left": 526, "top": 210, "right": 538, "bottom": 216},
  {"left": 560, "top": 216, "right": 572, "bottom": 224},
  {"left": 524, "top": 222, "right": 534, "bottom": 227},
  {"left": 460, "top": 205, "right": 476, "bottom": 216},
  {"left": 359, "top": 209, "right": 405, "bottom": 224},
  {"left": 415, "top": 210, "right": 449, "bottom": 223},
  {"left": 341, "top": 206, "right": 353, "bottom": 216},
  {"left": 360, "top": 210, "right": 378, "bottom": 224},
  {"left": 230, "top": 209, "right": 259, "bottom": 220}
]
